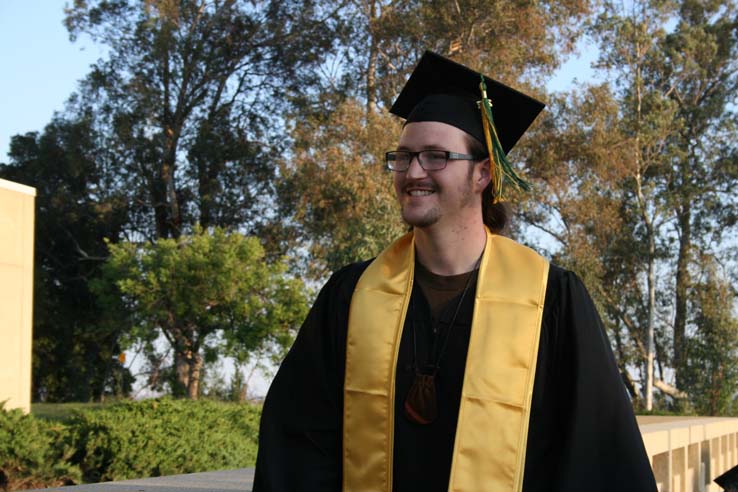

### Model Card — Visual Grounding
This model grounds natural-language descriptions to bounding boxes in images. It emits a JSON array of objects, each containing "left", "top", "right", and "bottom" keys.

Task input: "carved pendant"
[{"left": 404, "top": 373, "right": 438, "bottom": 424}]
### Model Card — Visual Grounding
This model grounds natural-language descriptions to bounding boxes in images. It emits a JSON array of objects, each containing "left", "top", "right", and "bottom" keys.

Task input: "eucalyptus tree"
[
  {"left": 523, "top": 0, "right": 738, "bottom": 412},
  {"left": 589, "top": 0, "right": 682, "bottom": 411},
  {"left": 655, "top": 0, "right": 738, "bottom": 393},
  {"left": 64, "top": 0, "right": 343, "bottom": 239},
  {"left": 279, "top": 0, "right": 594, "bottom": 279},
  {"left": 58, "top": 0, "right": 343, "bottom": 393}
]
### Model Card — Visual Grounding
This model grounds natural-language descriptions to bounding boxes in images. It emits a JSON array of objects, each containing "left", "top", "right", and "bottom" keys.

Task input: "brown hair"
[{"left": 464, "top": 134, "right": 509, "bottom": 234}]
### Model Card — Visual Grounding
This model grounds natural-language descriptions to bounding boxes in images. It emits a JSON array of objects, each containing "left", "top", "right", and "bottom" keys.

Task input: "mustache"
[{"left": 402, "top": 180, "right": 437, "bottom": 192}]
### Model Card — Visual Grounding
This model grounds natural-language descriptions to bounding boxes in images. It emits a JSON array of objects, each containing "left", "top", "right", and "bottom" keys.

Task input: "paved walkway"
[{"left": 24, "top": 468, "right": 254, "bottom": 492}]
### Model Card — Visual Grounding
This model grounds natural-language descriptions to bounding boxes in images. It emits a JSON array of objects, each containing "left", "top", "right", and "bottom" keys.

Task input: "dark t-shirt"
[{"left": 413, "top": 259, "right": 477, "bottom": 321}]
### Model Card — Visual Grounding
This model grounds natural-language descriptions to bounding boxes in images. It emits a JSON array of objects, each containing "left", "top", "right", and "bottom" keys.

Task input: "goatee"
[{"left": 401, "top": 205, "right": 441, "bottom": 228}]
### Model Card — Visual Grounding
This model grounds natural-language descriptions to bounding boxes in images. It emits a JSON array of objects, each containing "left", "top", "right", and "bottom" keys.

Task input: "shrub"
[
  {"left": 70, "top": 398, "right": 260, "bottom": 483},
  {"left": 0, "top": 403, "right": 81, "bottom": 490}
]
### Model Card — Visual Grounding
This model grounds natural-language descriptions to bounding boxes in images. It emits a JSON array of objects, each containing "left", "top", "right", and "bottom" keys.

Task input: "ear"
[{"left": 474, "top": 158, "right": 492, "bottom": 193}]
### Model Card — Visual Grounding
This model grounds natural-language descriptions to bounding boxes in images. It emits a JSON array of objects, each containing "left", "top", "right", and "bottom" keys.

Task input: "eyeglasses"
[{"left": 385, "top": 150, "right": 483, "bottom": 172}]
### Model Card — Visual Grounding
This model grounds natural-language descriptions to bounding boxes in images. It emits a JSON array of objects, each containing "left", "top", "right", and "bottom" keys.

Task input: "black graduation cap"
[
  {"left": 715, "top": 464, "right": 738, "bottom": 492},
  {"left": 389, "top": 51, "right": 545, "bottom": 155}
]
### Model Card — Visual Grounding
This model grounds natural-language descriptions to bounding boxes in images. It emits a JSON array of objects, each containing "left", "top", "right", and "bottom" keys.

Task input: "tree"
[
  {"left": 277, "top": 99, "right": 406, "bottom": 278},
  {"left": 520, "top": 84, "right": 663, "bottom": 407},
  {"left": 94, "top": 227, "right": 308, "bottom": 399},
  {"left": 522, "top": 0, "right": 738, "bottom": 411},
  {"left": 57, "top": 0, "right": 341, "bottom": 392},
  {"left": 682, "top": 256, "right": 738, "bottom": 415},
  {"left": 0, "top": 117, "right": 132, "bottom": 402},
  {"left": 336, "top": 0, "right": 591, "bottom": 113},
  {"left": 590, "top": 0, "right": 681, "bottom": 410},
  {"left": 63, "top": 0, "right": 342, "bottom": 240},
  {"left": 655, "top": 0, "right": 738, "bottom": 391},
  {"left": 279, "top": 0, "right": 593, "bottom": 280},
  {"left": 589, "top": 0, "right": 738, "bottom": 407}
]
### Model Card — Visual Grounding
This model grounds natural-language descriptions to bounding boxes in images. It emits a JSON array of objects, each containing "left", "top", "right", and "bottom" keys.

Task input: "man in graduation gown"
[{"left": 253, "top": 51, "right": 657, "bottom": 492}]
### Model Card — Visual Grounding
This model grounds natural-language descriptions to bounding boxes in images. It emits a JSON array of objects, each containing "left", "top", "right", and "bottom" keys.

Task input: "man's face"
[{"left": 393, "top": 121, "right": 485, "bottom": 230}]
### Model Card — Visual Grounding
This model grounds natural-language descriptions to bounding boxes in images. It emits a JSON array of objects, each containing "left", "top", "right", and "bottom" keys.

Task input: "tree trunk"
[
  {"left": 634, "top": 154, "right": 656, "bottom": 411},
  {"left": 162, "top": 128, "right": 182, "bottom": 239},
  {"left": 646, "top": 232, "right": 656, "bottom": 411},
  {"left": 632, "top": 42, "right": 657, "bottom": 411},
  {"left": 654, "top": 379, "right": 688, "bottom": 399},
  {"left": 621, "top": 369, "right": 641, "bottom": 406},
  {"left": 674, "top": 201, "right": 691, "bottom": 389},
  {"left": 153, "top": 173, "right": 171, "bottom": 239},
  {"left": 175, "top": 351, "right": 190, "bottom": 397},
  {"left": 365, "top": 0, "right": 378, "bottom": 115},
  {"left": 187, "top": 352, "right": 203, "bottom": 400}
]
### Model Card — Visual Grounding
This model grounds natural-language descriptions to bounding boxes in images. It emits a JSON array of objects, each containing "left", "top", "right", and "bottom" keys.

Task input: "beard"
[
  {"left": 401, "top": 203, "right": 442, "bottom": 228},
  {"left": 399, "top": 169, "right": 475, "bottom": 228}
]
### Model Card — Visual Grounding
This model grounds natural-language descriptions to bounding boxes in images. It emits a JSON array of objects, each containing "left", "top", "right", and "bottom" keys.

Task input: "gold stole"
[{"left": 343, "top": 230, "right": 549, "bottom": 492}]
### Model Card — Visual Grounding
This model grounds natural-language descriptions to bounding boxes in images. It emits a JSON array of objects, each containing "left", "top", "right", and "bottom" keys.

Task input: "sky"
[
  {"left": 0, "top": 1, "right": 104, "bottom": 161},
  {"left": 0, "top": 0, "right": 598, "bottom": 161}
]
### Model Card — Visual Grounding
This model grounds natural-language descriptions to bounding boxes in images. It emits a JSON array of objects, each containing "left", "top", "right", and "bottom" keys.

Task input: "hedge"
[
  {"left": 0, "top": 399, "right": 261, "bottom": 490},
  {"left": 0, "top": 403, "right": 80, "bottom": 490}
]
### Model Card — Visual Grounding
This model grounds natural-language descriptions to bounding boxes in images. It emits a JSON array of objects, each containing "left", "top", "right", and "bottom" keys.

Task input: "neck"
[{"left": 413, "top": 219, "right": 487, "bottom": 276}]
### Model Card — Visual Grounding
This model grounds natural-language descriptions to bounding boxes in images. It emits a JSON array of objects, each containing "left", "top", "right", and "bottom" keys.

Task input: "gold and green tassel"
[{"left": 478, "top": 75, "right": 531, "bottom": 202}]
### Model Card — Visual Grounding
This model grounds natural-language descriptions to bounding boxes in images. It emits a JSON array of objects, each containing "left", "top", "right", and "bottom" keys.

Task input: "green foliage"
[
  {"left": 0, "top": 403, "right": 81, "bottom": 490},
  {"left": 636, "top": 408, "right": 698, "bottom": 416},
  {"left": 0, "top": 117, "right": 132, "bottom": 402},
  {"left": 279, "top": 0, "right": 593, "bottom": 281},
  {"left": 1, "top": 2, "right": 336, "bottom": 405},
  {"left": 278, "top": 99, "right": 406, "bottom": 278},
  {"left": 681, "top": 259, "right": 738, "bottom": 416},
  {"left": 522, "top": 0, "right": 738, "bottom": 410},
  {"left": 32, "top": 402, "right": 106, "bottom": 424},
  {"left": 63, "top": 0, "right": 341, "bottom": 239},
  {"left": 94, "top": 227, "right": 309, "bottom": 398},
  {"left": 589, "top": 0, "right": 738, "bottom": 406},
  {"left": 69, "top": 399, "right": 260, "bottom": 483},
  {"left": 327, "top": 0, "right": 591, "bottom": 115},
  {"left": 5, "top": 0, "right": 735, "bottom": 415},
  {"left": 1, "top": 400, "right": 261, "bottom": 488}
]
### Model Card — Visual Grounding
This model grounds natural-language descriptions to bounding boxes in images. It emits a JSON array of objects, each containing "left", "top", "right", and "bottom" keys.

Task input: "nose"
[{"left": 405, "top": 153, "right": 427, "bottom": 179}]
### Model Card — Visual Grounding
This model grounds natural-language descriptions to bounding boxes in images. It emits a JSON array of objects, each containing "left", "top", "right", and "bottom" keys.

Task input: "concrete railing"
[{"left": 637, "top": 416, "right": 738, "bottom": 492}]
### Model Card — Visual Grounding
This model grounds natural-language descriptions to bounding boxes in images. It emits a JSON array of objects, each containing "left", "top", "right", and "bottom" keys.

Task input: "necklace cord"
[{"left": 412, "top": 254, "right": 483, "bottom": 377}]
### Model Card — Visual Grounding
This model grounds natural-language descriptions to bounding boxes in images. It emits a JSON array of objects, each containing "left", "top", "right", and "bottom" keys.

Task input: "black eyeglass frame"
[{"left": 385, "top": 150, "right": 485, "bottom": 172}]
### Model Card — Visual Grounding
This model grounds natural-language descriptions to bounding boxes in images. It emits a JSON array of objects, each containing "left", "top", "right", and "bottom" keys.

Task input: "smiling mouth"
[{"left": 408, "top": 190, "right": 434, "bottom": 196}]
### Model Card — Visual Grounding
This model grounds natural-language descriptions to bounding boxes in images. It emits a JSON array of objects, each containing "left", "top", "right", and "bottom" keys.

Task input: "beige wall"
[{"left": 0, "top": 178, "right": 35, "bottom": 413}]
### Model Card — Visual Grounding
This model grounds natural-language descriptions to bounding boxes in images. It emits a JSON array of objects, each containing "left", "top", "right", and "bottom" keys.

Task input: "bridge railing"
[{"left": 637, "top": 416, "right": 738, "bottom": 492}]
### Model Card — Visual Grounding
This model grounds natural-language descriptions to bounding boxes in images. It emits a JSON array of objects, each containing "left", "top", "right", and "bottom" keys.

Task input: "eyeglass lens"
[{"left": 387, "top": 151, "right": 448, "bottom": 171}]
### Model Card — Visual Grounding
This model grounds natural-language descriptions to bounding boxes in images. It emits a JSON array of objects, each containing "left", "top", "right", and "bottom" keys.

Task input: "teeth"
[{"left": 408, "top": 190, "right": 433, "bottom": 196}]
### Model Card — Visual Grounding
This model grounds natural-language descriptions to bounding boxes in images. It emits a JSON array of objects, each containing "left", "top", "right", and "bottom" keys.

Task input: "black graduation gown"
[{"left": 252, "top": 262, "right": 657, "bottom": 492}]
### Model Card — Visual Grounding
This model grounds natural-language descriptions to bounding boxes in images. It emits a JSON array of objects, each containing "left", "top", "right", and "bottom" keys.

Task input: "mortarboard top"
[{"left": 389, "top": 51, "right": 545, "bottom": 155}]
